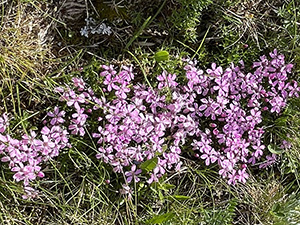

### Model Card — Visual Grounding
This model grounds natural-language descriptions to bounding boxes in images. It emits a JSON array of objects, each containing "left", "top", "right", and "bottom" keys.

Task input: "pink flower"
[
  {"left": 47, "top": 107, "right": 65, "bottom": 125},
  {"left": 67, "top": 91, "right": 85, "bottom": 110},
  {"left": 72, "top": 77, "right": 85, "bottom": 91},
  {"left": 237, "top": 168, "right": 249, "bottom": 183},
  {"left": 125, "top": 164, "right": 142, "bottom": 183}
]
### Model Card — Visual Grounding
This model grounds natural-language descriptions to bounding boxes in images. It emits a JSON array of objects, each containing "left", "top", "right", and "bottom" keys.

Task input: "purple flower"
[
  {"left": 147, "top": 173, "right": 159, "bottom": 184},
  {"left": 125, "top": 164, "right": 142, "bottom": 183},
  {"left": 22, "top": 186, "right": 39, "bottom": 200},
  {"left": 200, "top": 146, "right": 218, "bottom": 166},
  {"left": 207, "top": 63, "right": 223, "bottom": 77},
  {"left": 227, "top": 170, "right": 237, "bottom": 185},
  {"left": 68, "top": 121, "right": 85, "bottom": 136},
  {"left": 12, "top": 163, "right": 38, "bottom": 186},
  {"left": 119, "top": 65, "right": 134, "bottom": 82},
  {"left": 259, "top": 154, "right": 277, "bottom": 168},
  {"left": 47, "top": 107, "right": 65, "bottom": 125},
  {"left": 252, "top": 142, "right": 265, "bottom": 158},
  {"left": 66, "top": 91, "right": 85, "bottom": 110},
  {"left": 72, "top": 108, "right": 88, "bottom": 126},
  {"left": 199, "top": 98, "right": 220, "bottom": 120},
  {"left": 157, "top": 71, "right": 178, "bottom": 89},
  {"left": 269, "top": 96, "right": 286, "bottom": 113},
  {"left": 72, "top": 77, "right": 86, "bottom": 91},
  {"left": 114, "top": 83, "right": 130, "bottom": 99},
  {"left": 237, "top": 168, "right": 248, "bottom": 183},
  {"left": 103, "top": 74, "right": 118, "bottom": 92}
]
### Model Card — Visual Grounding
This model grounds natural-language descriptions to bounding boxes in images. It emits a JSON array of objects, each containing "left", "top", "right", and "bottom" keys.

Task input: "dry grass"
[
  {"left": 0, "top": 1, "right": 59, "bottom": 82},
  {"left": 0, "top": 0, "right": 63, "bottom": 116},
  {"left": 214, "top": 0, "right": 290, "bottom": 49}
]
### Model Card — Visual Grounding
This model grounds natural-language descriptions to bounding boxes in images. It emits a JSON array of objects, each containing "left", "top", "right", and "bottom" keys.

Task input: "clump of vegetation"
[{"left": 168, "top": 0, "right": 212, "bottom": 42}]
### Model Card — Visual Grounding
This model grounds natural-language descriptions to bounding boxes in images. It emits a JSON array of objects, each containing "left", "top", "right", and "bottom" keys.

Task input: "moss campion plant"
[{"left": 0, "top": 50, "right": 297, "bottom": 198}]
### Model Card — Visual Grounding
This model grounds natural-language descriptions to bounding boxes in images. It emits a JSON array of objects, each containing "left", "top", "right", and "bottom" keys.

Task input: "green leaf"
[
  {"left": 159, "top": 183, "right": 176, "bottom": 190},
  {"left": 140, "top": 157, "right": 158, "bottom": 172},
  {"left": 275, "top": 117, "right": 288, "bottom": 126},
  {"left": 125, "top": 16, "right": 152, "bottom": 49},
  {"left": 30, "top": 126, "right": 38, "bottom": 131},
  {"left": 275, "top": 212, "right": 285, "bottom": 217},
  {"left": 268, "top": 144, "right": 284, "bottom": 154},
  {"left": 158, "top": 191, "right": 164, "bottom": 201},
  {"left": 155, "top": 51, "right": 169, "bottom": 62},
  {"left": 271, "top": 203, "right": 281, "bottom": 214},
  {"left": 165, "top": 195, "right": 190, "bottom": 201},
  {"left": 145, "top": 212, "right": 175, "bottom": 224}
]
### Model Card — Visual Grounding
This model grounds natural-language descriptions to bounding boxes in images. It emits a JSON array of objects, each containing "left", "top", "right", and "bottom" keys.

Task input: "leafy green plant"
[
  {"left": 201, "top": 199, "right": 237, "bottom": 225},
  {"left": 271, "top": 193, "right": 300, "bottom": 225},
  {"left": 169, "top": 0, "right": 212, "bottom": 42}
]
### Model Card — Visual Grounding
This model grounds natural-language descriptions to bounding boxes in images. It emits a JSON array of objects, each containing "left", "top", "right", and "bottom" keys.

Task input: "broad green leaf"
[
  {"left": 268, "top": 144, "right": 284, "bottom": 154},
  {"left": 140, "top": 157, "right": 158, "bottom": 172},
  {"left": 145, "top": 212, "right": 175, "bottom": 224},
  {"left": 155, "top": 51, "right": 169, "bottom": 62}
]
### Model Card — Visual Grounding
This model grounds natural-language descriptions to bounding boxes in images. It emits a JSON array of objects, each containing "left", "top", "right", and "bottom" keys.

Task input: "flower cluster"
[
  {"left": 0, "top": 50, "right": 297, "bottom": 198},
  {"left": 56, "top": 66, "right": 184, "bottom": 186},
  {"left": 0, "top": 109, "right": 70, "bottom": 199},
  {"left": 181, "top": 49, "right": 298, "bottom": 184},
  {"left": 80, "top": 17, "right": 112, "bottom": 38},
  {"left": 54, "top": 49, "right": 298, "bottom": 189}
]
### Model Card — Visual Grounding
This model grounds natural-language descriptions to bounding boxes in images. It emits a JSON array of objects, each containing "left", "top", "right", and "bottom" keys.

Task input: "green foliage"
[
  {"left": 200, "top": 199, "right": 237, "bottom": 225},
  {"left": 272, "top": 97, "right": 300, "bottom": 179},
  {"left": 144, "top": 212, "right": 175, "bottom": 224},
  {"left": 141, "top": 157, "right": 158, "bottom": 172},
  {"left": 271, "top": 193, "right": 300, "bottom": 225},
  {"left": 154, "top": 50, "right": 169, "bottom": 62},
  {"left": 169, "top": 0, "right": 212, "bottom": 42},
  {"left": 268, "top": 144, "right": 284, "bottom": 155}
]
